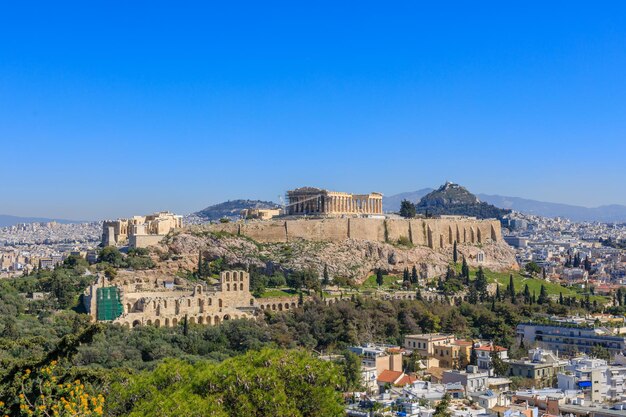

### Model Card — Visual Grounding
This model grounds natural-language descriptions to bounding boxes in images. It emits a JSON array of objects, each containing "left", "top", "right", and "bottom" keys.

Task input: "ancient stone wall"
[{"left": 196, "top": 217, "right": 502, "bottom": 249}]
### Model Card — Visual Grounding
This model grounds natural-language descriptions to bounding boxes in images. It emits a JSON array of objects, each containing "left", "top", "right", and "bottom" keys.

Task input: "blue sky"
[{"left": 1, "top": 2, "right": 626, "bottom": 219}]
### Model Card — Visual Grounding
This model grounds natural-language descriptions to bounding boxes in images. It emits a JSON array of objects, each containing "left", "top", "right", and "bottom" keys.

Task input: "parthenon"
[{"left": 286, "top": 187, "right": 383, "bottom": 216}]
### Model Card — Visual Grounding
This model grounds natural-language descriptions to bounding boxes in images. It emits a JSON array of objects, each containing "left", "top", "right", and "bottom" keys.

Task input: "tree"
[
  {"left": 434, "top": 393, "right": 451, "bottom": 417},
  {"left": 461, "top": 257, "right": 470, "bottom": 284},
  {"left": 537, "top": 284, "right": 549, "bottom": 305},
  {"left": 376, "top": 269, "right": 384, "bottom": 287},
  {"left": 525, "top": 262, "right": 541, "bottom": 276},
  {"left": 591, "top": 345, "right": 611, "bottom": 362},
  {"left": 523, "top": 284, "right": 531, "bottom": 305},
  {"left": 98, "top": 246, "right": 125, "bottom": 267},
  {"left": 490, "top": 349, "right": 509, "bottom": 376},
  {"left": 508, "top": 274, "right": 516, "bottom": 303},
  {"left": 559, "top": 292, "right": 564, "bottom": 305},
  {"left": 453, "top": 241, "right": 458, "bottom": 264},
  {"left": 411, "top": 266, "right": 419, "bottom": 285},
  {"left": 197, "top": 250, "right": 204, "bottom": 277},
  {"left": 322, "top": 264, "right": 330, "bottom": 287},
  {"left": 474, "top": 267, "right": 488, "bottom": 301},
  {"left": 403, "top": 268, "right": 410, "bottom": 283},
  {"left": 584, "top": 256, "right": 592, "bottom": 272},
  {"left": 495, "top": 285, "right": 501, "bottom": 302},
  {"left": 399, "top": 200, "right": 416, "bottom": 219},
  {"left": 469, "top": 343, "right": 477, "bottom": 366}
]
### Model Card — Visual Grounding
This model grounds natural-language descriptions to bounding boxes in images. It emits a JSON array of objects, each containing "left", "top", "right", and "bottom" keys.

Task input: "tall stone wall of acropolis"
[{"left": 195, "top": 217, "right": 503, "bottom": 249}]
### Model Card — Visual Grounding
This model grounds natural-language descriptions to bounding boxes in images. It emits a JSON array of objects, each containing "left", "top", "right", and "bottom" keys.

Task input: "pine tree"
[
  {"left": 509, "top": 274, "right": 516, "bottom": 303},
  {"left": 531, "top": 290, "right": 536, "bottom": 305},
  {"left": 495, "top": 285, "right": 501, "bottom": 302},
  {"left": 468, "top": 285, "right": 479, "bottom": 304},
  {"left": 411, "top": 265, "right": 419, "bottom": 284},
  {"left": 559, "top": 292, "right": 564, "bottom": 305},
  {"left": 453, "top": 241, "right": 458, "bottom": 264}
]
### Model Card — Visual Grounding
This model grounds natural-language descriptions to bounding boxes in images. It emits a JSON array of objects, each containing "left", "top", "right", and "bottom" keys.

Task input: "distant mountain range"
[
  {"left": 476, "top": 194, "right": 626, "bottom": 223},
  {"left": 383, "top": 189, "right": 626, "bottom": 223},
  {"left": 0, "top": 214, "right": 84, "bottom": 228},
  {"left": 192, "top": 199, "right": 280, "bottom": 221}
]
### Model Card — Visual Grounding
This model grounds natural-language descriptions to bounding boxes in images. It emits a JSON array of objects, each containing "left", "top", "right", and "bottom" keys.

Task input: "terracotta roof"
[
  {"left": 396, "top": 374, "right": 418, "bottom": 386},
  {"left": 476, "top": 344, "right": 507, "bottom": 352},
  {"left": 377, "top": 370, "right": 404, "bottom": 384}
]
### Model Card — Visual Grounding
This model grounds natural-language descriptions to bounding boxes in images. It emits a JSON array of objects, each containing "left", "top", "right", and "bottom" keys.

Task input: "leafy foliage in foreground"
[{"left": 107, "top": 349, "right": 345, "bottom": 417}]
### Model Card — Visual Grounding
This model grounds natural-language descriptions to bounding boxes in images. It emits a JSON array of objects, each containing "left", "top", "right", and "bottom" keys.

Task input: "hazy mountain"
[
  {"left": 477, "top": 194, "right": 626, "bottom": 223},
  {"left": 382, "top": 188, "right": 433, "bottom": 212},
  {"left": 193, "top": 199, "right": 280, "bottom": 221},
  {"left": 0, "top": 214, "right": 83, "bottom": 228},
  {"left": 414, "top": 183, "right": 510, "bottom": 219}
]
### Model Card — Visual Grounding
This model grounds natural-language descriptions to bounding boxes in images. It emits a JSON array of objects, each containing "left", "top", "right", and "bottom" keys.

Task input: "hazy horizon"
[{"left": 2, "top": 2, "right": 626, "bottom": 219}]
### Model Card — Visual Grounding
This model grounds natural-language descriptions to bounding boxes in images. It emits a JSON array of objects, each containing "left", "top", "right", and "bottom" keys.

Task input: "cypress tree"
[
  {"left": 470, "top": 343, "right": 478, "bottom": 366},
  {"left": 376, "top": 269, "right": 384, "bottom": 287},
  {"left": 508, "top": 274, "right": 515, "bottom": 297},
  {"left": 403, "top": 267, "right": 410, "bottom": 282},
  {"left": 197, "top": 250, "right": 203, "bottom": 277},
  {"left": 322, "top": 264, "right": 330, "bottom": 286},
  {"left": 523, "top": 284, "right": 531, "bottom": 304},
  {"left": 559, "top": 292, "right": 564, "bottom": 305},
  {"left": 411, "top": 265, "right": 419, "bottom": 284},
  {"left": 538, "top": 284, "right": 549, "bottom": 304},
  {"left": 495, "top": 284, "right": 501, "bottom": 302},
  {"left": 461, "top": 257, "right": 470, "bottom": 284}
]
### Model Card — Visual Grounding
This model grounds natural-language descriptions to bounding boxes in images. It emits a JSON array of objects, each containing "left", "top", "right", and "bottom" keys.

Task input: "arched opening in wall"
[
  {"left": 165, "top": 318, "right": 170, "bottom": 327},
  {"left": 250, "top": 299, "right": 254, "bottom": 306},
  {"left": 463, "top": 228, "right": 467, "bottom": 243},
  {"left": 198, "top": 316, "right": 204, "bottom": 324},
  {"left": 206, "top": 316, "right": 212, "bottom": 325},
  {"left": 240, "top": 283, "right": 243, "bottom": 291},
  {"left": 208, "top": 298, "right": 212, "bottom": 306},
  {"left": 260, "top": 305, "right": 265, "bottom": 310},
  {"left": 219, "top": 299, "right": 223, "bottom": 308},
  {"left": 189, "top": 316, "right": 195, "bottom": 325},
  {"left": 427, "top": 228, "right": 433, "bottom": 248},
  {"left": 223, "top": 315, "right": 230, "bottom": 321},
  {"left": 152, "top": 301, "right": 156, "bottom": 309},
  {"left": 233, "top": 271, "right": 238, "bottom": 281},
  {"left": 225, "top": 272, "right": 230, "bottom": 281},
  {"left": 278, "top": 304, "right": 283, "bottom": 311},
  {"left": 196, "top": 285, "right": 203, "bottom": 295},
  {"left": 126, "top": 303, "right": 132, "bottom": 313},
  {"left": 132, "top": 320, "right": 141, "bottom": 328},
  {"left": 291, "top": 302, "right": 296, "bottom": 308},
  {"left": 470, "top": 228, "right": 475, "bottom": 243},
  {"left": 154, "top": 319, "right": 160, "bottom": 327},
  {"left": 227, "top": 284, "right": 230, "bottom": 291},
  {"left": 163, "top": 300, "right": 167, "bottom": 309},
  {"left": 172, "top": 318, "right": 178, "bottom": 326},
  {"left": 284, "top": 303, "right": 290, "bottom": 310},
  {"left": 491, "top": 225, "right": 497, "bottom": 241},
  {"left": 232, "top": 283, "right": 236, "bottom": 291},
  {"left": 477, "top": 228, "right": 482, "bottom": 243},
  {"left": 456, "top": 227, "right": 461, "bottom": 243},
  {"left": 272, "top": 304, "right": 276, "bottom": 311},
  {"left": 440, "top": 234, "right": 444, "bottom": 248},
  {"left": 214, "top": 316, "right": 220, "bottom": 325},
  {"left": 146, "top": 319, "right": 152, "bottom": 325},
  {"left": 187, "top": 299, "right": 191, "bottom": 307},
  {"left": 123, "top": 322, "right": 130, "bottom": 328}
]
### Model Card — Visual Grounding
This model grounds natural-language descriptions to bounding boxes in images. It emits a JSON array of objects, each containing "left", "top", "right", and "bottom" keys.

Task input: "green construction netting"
[{"left": 96, "top": 286, "right": 123, "bottom": 321}]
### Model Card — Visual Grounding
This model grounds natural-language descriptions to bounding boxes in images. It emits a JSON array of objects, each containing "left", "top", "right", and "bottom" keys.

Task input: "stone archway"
[
  {"left": 165, "top": 318, "right": 170, "bottom": 327},
  {"left": 154, "top": 319, "right": 160, "bottom": 327},
  {"left": 172, "top": 318, "right": 178, "bottom": 326},
  {"left": 223, "top": 315, "right": 230, "bottom": 321},
  {"left": 132, "top": 320, "right": 141, "bottom": 328},
  {"left": 214, "top": 316, "right": 221, "bottom": 325}
]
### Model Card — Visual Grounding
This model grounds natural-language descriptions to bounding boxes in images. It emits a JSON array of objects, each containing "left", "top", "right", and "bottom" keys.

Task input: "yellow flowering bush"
[{"left": 0, "top": 361, "right": 104, "bottom": 417}]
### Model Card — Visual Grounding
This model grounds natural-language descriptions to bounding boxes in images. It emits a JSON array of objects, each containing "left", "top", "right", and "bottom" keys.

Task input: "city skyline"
[{"left": 2, "top": 2, "right": 626, "bottom": 219}]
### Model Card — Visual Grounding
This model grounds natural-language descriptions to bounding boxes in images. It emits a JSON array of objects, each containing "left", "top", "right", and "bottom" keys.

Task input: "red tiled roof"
[
  {"left": 377, "top": 370, "right": 403, "bottom": 384},
  {"left": 396, "top": 374, "right": 418, "bottom": 386},
  {"left": 476, "top": 345, "right": 507, "bottom": 352}
]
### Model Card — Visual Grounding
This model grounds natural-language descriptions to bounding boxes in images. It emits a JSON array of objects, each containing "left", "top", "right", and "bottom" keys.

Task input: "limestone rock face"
[{"left": 152, "top": 231, "right": 517, "bottom": 284}]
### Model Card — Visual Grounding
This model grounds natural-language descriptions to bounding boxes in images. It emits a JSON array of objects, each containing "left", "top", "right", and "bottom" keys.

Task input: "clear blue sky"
[{"left": 2, "top": 1, "right": 626, "bottom": 220}]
